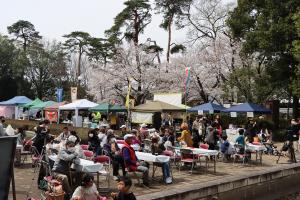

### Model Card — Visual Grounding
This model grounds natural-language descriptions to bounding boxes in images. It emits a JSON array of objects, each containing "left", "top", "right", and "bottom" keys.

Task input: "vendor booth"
[
  {"left": 0, "top": 96, "right": 32, "bottom": 119},
  {"left": 44, "top": 101, "right": 67, "bottom": 123},
  {"left": 58, "top": 99, "right": 98, "bottom": 127}
]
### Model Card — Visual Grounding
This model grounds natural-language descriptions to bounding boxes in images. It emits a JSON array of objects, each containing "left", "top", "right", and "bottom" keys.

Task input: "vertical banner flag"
[
  {"left": 125, "top": 78, "right": 132, "bottom": 108},
  {"left": 71, "top": 87, "right": 77, "bottom": 102},
  {"left": 56, "top": 88, "right": 63, "bottom": 103},
  {"left": 184, "top": 67, "right": 191, "bottom": 96}
]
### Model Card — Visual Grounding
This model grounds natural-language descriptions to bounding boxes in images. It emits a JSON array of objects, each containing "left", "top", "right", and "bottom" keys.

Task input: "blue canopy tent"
[
  {"left": 0, "top": 96, "right": 32, "bottom": 106},
  {"left": 187, "top": 102, "right": 225, "bottom": 113},
  {"left": 0, "top": 96, "right": 32, "bottom": 119},
  {"left": 223, "top": 103, "right": 271, "bottom": 114}
]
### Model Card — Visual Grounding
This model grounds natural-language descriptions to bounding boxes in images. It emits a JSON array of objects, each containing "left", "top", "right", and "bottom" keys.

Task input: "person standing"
[
  {"left": 177, "top": 123, "right": 193, "bottom": 147},
  {"left": 0, "top": 116, "right": 6, "bottom": 137}
]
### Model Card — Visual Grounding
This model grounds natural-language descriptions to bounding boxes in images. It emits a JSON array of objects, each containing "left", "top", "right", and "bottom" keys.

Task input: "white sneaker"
[
  {"left": 165, "top": 177, "right": 172, "bottom": 184},
  {"left": 113, "top": 176, "right": 119, "bottom": 181}
]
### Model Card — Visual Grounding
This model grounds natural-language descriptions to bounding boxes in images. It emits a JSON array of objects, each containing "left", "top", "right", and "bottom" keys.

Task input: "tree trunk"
[
  {"left": 166, "top": 15, "right": 174, "bottom": 73},
  {"left": 292, "top": 96, "right": 299, "bottom": 119},
  {"left": 133, "top": 10, "right": 142, "bottom": 92},
  {"left": 77, "top": 47, "right": 82, "bottom": 86}
]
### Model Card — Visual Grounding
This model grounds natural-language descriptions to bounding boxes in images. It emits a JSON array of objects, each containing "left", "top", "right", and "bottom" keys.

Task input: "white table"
[
  {"left": 135, "top": 152, "right": 170, "bottom": 163},
  {"left": 117, "top": 143, "right": 140, "bottom": 151},
  {"left": 49, "top": 155, "right": 103, "bottom": 173},
  {"left": 246, "top": 143, "right": 266, "bottom": 164}
]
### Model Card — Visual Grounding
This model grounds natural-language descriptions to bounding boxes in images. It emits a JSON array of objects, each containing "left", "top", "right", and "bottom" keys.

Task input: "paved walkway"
[{"left": 9, "top": 150, "right": 299, "bottom": 200}]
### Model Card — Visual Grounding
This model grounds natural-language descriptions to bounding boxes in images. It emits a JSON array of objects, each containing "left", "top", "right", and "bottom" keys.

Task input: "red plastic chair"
[
  {"left": 179, "top": 148, "right": 199, "bottom": 174},
  {"left": 200, "top": 144, "right": 209, "bottom": 149},
  {"left": 81, "top": 144, "right": 89, "bottom": 150},
  {"left": 83, "top": 150, "right": 94, "bottom": 160},
  {"left": 93, "top": 155, "right": 111, "bottom": 189}
]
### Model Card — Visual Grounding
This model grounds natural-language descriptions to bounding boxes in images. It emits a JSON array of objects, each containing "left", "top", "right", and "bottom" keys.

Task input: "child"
[
  {"left": 111, "top": 176, "right": 136, "bottom": 200},
  {"left": 72, "top": 174, "right": 103, "bottom": 200},
  {"left": 220, "top": 135, "right": 230, "bottom": 161}
]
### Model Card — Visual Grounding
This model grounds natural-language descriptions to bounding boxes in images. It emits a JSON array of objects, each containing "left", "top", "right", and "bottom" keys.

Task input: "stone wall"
[{"left": 138, "top": 163, "right": 300, "bottom": 200}]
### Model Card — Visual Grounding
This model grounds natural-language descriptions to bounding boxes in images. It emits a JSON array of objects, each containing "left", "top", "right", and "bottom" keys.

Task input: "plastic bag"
[{"left": 5, "top": 124, "right": 15, "bottom": 136}]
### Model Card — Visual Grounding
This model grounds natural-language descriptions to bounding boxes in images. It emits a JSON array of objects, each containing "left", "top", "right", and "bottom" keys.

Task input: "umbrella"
[
  {"left": 223, "top": 103, "right": 271, "bottom": 114},
  {"left": 188, "top": 102, "right": 225, "bottom": 113}
]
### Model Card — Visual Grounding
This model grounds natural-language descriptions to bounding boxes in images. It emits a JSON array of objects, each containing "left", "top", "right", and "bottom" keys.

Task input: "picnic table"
[{"left": 135, "top": 151, "right": 170, "bottom": 163}]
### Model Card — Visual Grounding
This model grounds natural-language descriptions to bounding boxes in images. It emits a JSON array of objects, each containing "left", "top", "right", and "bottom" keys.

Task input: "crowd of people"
[{"left": 0, "top": 113, "right": 299, "bottom": 199}]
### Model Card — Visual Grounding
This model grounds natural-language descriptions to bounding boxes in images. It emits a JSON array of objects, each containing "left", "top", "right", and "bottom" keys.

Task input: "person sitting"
[
  {"left": 235, "top": 129, "right": 245, "bottom": 154},
  {"left": 162, "top": 128, "right": 175, "bottom": 148},
  {"left": 55, "top": 127, "right": 70, "bottom": 143},
  {"left": 15, "top": 127, "right": 26, "bottom": 146},
  {"left": 130, "top": 129, "right": 142, "bottom": 146},
  {"left": 220, "top": 135, "right": 231, "bottom": 161},
  {"left": 151, "top": 137, "right": 172, "bottom": 184},
  {"left": 72, "top": 173, "right": 102, "bottom": 200},
  {"left": 177, "top": 123, "right": 193, "bottom": 147},
  {"left": 103, "top": 134, "right": 126, "bottom": 180},
  {"left": 52, "top": 135, "right": 79, "bottom": 196},
  {"left": 88, "top": 129, "right": 101, "bottom": 155},
  {"left": 98, "top": 127, "right": 107, "bottom": 150},
  {"left": 139, "top": 124, "right": 149, "bottom": 141},
  {"left": 120, "top": 125, "right": 128, "bottom": 137},
  {"left": 111, "top": 176, "right": 136, "bottom": 200},
  {"left": 69, "top": 131, "right": 84, "bottom": 158},
  {"left": 122, "top": 134, "right": 149, "bottom": 186}
]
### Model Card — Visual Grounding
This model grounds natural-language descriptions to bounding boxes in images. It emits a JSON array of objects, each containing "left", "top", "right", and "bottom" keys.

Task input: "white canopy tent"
[{"left": 58, "top": 99, "right": 98, "bottom": 127}]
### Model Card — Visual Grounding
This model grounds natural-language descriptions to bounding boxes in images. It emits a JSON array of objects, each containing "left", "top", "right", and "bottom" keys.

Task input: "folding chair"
[
  {"left": 166, "top": 146, "right": 181, "bottom": 168},
  {"left": 31, "top": 146, "right": 44, "bottom": 172},
  {"left": 179, "top": 149, "right": 198, "bottom": 174},
  {"left": 80, "top": 144, "right": 89, "bottom": 150},
  {"left": 83, "top": 150, "right": 94, "bottom": 160},
  {"left": 233, "top": 144, "right": 247, "bottom": 165},
  {"left": 93, "top": 155, "right": 111, "bottom": 190}
]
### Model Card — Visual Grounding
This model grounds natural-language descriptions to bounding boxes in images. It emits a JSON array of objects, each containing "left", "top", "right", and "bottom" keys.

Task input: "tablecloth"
[
  {"left": 246, "top": 144, "right": 267, "bottom": 152},
  {"left": 135, "top": 152, "right": 170, "bottom": 163},
  {"left": 117, "top": 143, "right": 140, "bottom": 151},
  {"left": 49, "top": 155, "right": 103, "bottom": 173}
]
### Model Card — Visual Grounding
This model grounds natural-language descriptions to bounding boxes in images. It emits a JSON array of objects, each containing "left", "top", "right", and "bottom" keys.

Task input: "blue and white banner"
[{"left": 56, "top": 88, "right": 63, "bottom": 103}]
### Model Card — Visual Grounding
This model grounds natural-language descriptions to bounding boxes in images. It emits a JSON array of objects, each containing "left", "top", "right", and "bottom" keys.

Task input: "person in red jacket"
[{"left": 122, "top": 134, "right": 149, "bottom": 186}]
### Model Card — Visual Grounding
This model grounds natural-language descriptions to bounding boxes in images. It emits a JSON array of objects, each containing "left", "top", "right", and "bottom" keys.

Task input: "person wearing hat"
[
  {"left": 139, "top": 124, "right": 149, "bottom": 140},
  {"left": 52, "top": 135, "right": 79, "bottom": 195},
  {"left": 120, "top": 125, "right": 128, "bottom": 137},
  {"left": 122, "top": 134, "right": 149, "bottom": 186}
]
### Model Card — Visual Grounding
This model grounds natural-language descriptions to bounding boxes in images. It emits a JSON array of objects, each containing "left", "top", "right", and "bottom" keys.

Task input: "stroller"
[{"left": 262, "top": 142, "right": 280, "bottom": 155}]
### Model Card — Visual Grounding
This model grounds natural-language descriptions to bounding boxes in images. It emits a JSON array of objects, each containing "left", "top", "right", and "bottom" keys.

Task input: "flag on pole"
[
  {"left": 125, "top": 78, "right": 132, "bottom": 108},
  {"left": 184, "top": 67, "right": 191, "bottom": 96}
]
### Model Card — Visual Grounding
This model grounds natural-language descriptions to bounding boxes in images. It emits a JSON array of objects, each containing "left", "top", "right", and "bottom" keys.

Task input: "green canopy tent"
[
  {"left": 89, "top": 103, "right": 126, "bottom": 113},
  {"left": 30, "top": 101, "right": 56, "bottom": 110},
  {"left": 20, "top": 98, "right": 43, "bottom": 109}
]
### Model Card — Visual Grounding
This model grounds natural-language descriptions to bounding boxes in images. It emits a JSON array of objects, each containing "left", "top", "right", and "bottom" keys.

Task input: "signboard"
[
  {"left": 247, "top": 112, "right": 254, "bottom": 118},
  {"left": 0, "top": 136, "right": 17, "bottom": 200},
  {"left": 209, "top": 110, "right": 214, "bottom": 114},
  {"left": 198, "top": 110, "right": 203, "bottom": 115},
  {"left": 45, "top": 111, "right": 58, "bottom": 122},
  {"left": 71, "top": 87, "right": 77, "bottom": 102},
  {"left": 230, "top": 112, "right": 237, "bottom": 118}
]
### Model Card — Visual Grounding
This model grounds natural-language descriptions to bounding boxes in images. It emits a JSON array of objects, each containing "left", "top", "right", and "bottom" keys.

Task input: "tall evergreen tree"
[{"left": 227, "top": 0, "right": 300, "bottom": 117}]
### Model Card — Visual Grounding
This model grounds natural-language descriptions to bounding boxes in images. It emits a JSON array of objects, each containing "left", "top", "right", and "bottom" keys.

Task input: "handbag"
[{"left": 281, "top": 143, "right": 289, "bottom": 151}]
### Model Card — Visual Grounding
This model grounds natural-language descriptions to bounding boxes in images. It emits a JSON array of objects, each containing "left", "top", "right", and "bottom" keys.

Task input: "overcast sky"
[{"left": 0, "top": 0, "right": 236, "bottom": 48}]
